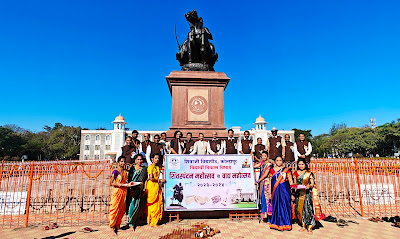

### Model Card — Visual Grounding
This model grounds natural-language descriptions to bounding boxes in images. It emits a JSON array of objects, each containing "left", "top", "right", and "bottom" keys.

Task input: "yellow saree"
[
  {"left": 109, "top": 169, "right": 128, "bottom": 228},
  {"left": 146, "top": 165, "right": 163, "bottom": 227}
]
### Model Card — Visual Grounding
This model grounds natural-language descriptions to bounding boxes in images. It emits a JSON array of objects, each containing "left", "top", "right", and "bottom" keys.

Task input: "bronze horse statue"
[{"left": 176, "top": 9, "right": 218, "bottom": 71}]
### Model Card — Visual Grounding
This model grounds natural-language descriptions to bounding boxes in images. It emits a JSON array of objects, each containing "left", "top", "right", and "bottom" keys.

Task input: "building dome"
[
  {"left": 114, "top": 114, "right": 125, "bottom": 121},
  {"left": 255, "top": 115, "right": 266, "bottom": 123}
]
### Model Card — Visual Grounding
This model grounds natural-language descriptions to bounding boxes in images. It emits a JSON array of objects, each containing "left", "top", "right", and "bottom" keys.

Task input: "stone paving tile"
[{"left": 0, "top": 218, "right": 399, "bottom": 239}]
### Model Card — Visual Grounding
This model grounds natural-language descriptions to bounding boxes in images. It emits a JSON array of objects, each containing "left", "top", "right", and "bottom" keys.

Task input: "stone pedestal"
[{"left": 166, "top": 71, "right": 230, "bottom": 138}]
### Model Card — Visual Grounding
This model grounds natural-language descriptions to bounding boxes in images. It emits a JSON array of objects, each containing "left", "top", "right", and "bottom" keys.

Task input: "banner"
[
  {"left": 360, "top": 184, "right": 396, "bottom": 205},
  {"left": 0, "top": 192, "right": 28, "bottom": 215},
  {"left": 164, "top": 155, "right": 257, "bottom": 211}
]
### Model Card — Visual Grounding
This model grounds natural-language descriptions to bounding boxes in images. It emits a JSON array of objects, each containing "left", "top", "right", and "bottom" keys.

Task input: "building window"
[
  {"left": 95, "top": 135, "right": 100, "bottom": 141},
  {"left": 105, "top": 145, "right": 110, "bottom": 150},
  {"left": 84, "top": 145, "right": 90, "bottom": 150},
  {"left": 85, "top": 135, "right": 90, "bottom": 141},
  {"left": 105, "top": 135, "right": 110, "bottom": 141},
  {"left": 84, "top": 155, "right": 89, "bottom": 160},
  {"left": 95, "top": 145, "right": 100, "bottom": 150},
  {"left": 94, "top": 155, "right": 100, "bottom": 160}
]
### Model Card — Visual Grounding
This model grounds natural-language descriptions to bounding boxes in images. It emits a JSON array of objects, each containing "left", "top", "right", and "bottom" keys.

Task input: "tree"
[
  {"left": 324, "top": 127, "right": 381, "bottom": 157},
  {"left": 330, "top": 123, "right": 347, "bottom": 135},
  {"left": 0, "top": 126, "right": 26, "bottom": 157},
  {"left": 3, "top": 124, "right": 29, "bottom": 134},
  {"left": 312, "top": 120, "right": 400, "bottom": 158},
  {"left": 45, "top": 124, "right": 81, "bottom": 160},
  {"left": 377, "top": 121, "right": 400, "bottom": 156},
  {"left": 1, "top": 123, "right": 82, "bottom": 161},
  {"left": 22, "top": 131, "right": 46, "bottom": 160},
  {"left": 312, "top": 133, "right": 330, "bottom": 157}
]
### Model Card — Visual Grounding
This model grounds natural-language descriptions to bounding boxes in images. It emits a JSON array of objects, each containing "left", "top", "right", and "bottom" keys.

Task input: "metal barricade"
[
  {"left": 0, "top": 160, "right": 112, "bottom": 228},
  {"left": 0, "top": 158, "right": 399, "bottom": 228}
]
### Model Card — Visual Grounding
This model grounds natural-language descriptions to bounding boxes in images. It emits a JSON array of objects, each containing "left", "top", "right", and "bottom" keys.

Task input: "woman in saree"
[
  {"left": 127, "top": 154, "right": 147, "bottom": 229},
  {"left": 109, "top": 156, "right": 129, "bottom": 233},
  {"left": 253, "top": 151, "right": 273, "bottom": 221},
  {"left": 293, "top": 159, "right": 324, "bottom": 234},
  {"left": 257, "top": 156, "right": 294, "bottom": 231},
  {"left": 146, "top": 153, "right": 166, "bottom": 226}
]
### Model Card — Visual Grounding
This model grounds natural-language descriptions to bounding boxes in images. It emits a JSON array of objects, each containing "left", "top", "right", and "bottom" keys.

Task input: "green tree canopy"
[
  {"left": 312, "top": 121, "right": 400, "bottom": 157},
  {"left": 0, "top": 123, "right": 81, "bottom": 161}
]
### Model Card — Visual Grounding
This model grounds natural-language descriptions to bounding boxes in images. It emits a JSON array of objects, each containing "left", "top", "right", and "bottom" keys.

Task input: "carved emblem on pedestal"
[{"left": 189, "top": 96, "right": 208, "bottom": 115}]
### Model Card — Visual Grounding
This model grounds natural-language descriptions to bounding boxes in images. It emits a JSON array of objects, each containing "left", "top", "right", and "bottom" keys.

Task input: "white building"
[
  {"left": 79, "top": 114, "right": 295, "bottom": 161},
  {"left": 231, "top": 115, "right": 296, "bottom": 145},
  {"left": 79, "top": 114, "right": 162, "bottom": 161}
]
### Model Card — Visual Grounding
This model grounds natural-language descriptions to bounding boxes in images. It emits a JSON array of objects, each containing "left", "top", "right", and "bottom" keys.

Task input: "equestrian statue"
[{"left": 176, "top": 9, "right": 218, "bottom": 71}]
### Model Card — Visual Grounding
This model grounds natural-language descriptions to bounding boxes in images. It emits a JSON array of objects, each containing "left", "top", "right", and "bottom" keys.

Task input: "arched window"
[
  {"left": 105, "top": 135, "right": 110, "bottom": 141},
  {"left": 85, "top": 135, "right": 90, "bottom": 141},
  {"left": 95, "top": 135, "right": 100, "bottom": 141}
]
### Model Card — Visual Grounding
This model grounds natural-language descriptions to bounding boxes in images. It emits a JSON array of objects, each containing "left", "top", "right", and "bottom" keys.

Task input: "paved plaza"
[{"left": 0, "top": 218, "right": 398, "bottom": 239}]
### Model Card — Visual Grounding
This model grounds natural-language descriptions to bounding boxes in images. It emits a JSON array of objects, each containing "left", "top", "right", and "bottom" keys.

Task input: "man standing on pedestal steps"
[
  {"left": 131, "top": 130, "right": 141, "bottom": 149},
  {"left": 207, "top": 131, "right": 225, "bottom": 155},
  {"left": 183, "top": 132, "right": 195, "bottom": 154},
  {"left": 160, "top": 132, "right": 170, "bottom": 154},
  {"left": 267, "top": 127, "right": 285, "bottom": 160},
  {"left": 225, "top": 129, "right": 238, "bottom": 154},
  {"left": 238, "top": 130, "right": 253, "bottom": 155},
  {"left": 283, "top": 134, "right": 295, "bottom": 163},
  {"left": 190, "top": 133, "right": 208, "bottom": 155},
  {"left": 140, "top": 133, "right": 151, "bottom": 156},
  {"left": 146, "top": 134, "right": 166, "bottom": 165},
  {"left": 115, "top": 136, "right": 138, "bottom": 164},
  {"left": 294, "top": 133, "right": 313, "bottom": 163},
  {"left": 252, "top": 137, "right": 266, "bottom": 162}
]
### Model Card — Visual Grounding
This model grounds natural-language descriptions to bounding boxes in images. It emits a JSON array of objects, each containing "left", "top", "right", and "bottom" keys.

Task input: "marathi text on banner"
[
  {"left": 164, "top": 155, "right": 257, "bottom": 211},
  {"left": 360, "top": 184, "right": 396, "bottom": 205},
  {"left": 0, "top": 192, "right": 28, "bottom": 215}
]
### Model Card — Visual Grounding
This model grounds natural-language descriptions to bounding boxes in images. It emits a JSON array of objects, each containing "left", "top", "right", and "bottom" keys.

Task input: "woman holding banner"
[
  {"left": 254, "top": 151, "right": 273, "bottom": 221},
  {"left": 257, "top": 156, "right": 294, "bottom": 231},
  {"left": 109, "top": 156, "right": 129, "bottom": 233},
  {"left": 127, "top": 154, "right": 148, "bottom": 229},
  {"left": 293, "top": 159, "right": 324, "bottom": 234},
  {"left": 146, "top": 154, "right": 166, "bottom": 227}
]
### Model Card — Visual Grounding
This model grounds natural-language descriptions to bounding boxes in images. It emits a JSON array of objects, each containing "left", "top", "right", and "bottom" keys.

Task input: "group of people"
[
  {"left": 109, "top": 128, "right": 317, "bottom": 233},
  {"left": 255, "top": 154, "right": 324, "bottom": 233},
  {"left": 109, "top": 153, "right": 165, "bottom": 233},
  {"left": 115, "top": 128, "right": 313, "bottom": 165}
]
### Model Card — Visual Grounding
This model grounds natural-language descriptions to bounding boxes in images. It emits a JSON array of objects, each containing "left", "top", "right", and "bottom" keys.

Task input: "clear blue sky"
[{"left": 1, "top": 0, "right": 399, "bottom": 136}]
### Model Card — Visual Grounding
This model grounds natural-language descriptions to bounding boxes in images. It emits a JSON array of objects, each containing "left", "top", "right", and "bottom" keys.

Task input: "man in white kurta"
[{"left": 190, "top": 133, "right": 208, "bottom": 155}]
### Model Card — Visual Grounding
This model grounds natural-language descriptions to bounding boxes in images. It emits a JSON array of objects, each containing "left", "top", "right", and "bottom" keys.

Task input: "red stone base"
[{"left": 166, "top": 71, "right": 230, "bottom": 140}]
